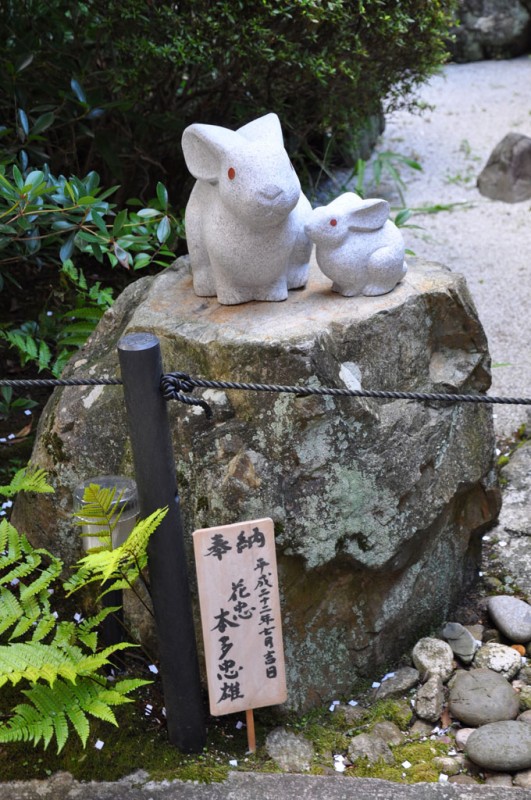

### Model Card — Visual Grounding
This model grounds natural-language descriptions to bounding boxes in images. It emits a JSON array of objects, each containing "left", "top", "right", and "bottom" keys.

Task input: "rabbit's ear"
[
  {"left": 237, "top": 113, "right": 284, "bottom": 145},
  {"left": 347, "top": 199, "right": 390, "bottom": 232},
  {"left": 182, "top": 124, "right": 239, "bottom": 183}
]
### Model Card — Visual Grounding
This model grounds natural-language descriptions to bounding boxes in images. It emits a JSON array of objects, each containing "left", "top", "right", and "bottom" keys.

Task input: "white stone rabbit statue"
[
  {"left": 181, "top": 113, "right": 312, "bottom": 305},
  {"left": 304, "top": 192, "right": 407, "bottom": 297}
]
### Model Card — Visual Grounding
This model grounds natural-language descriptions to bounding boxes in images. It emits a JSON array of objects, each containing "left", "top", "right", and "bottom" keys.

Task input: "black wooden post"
[{"left": 117, "top": 332, "right": 206, "bottom": 752}]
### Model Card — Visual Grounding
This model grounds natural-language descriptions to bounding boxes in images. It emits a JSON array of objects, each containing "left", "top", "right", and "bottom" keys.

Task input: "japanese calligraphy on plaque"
[{"left": 193, "top": 517, "right": 287, "bottom": 716}]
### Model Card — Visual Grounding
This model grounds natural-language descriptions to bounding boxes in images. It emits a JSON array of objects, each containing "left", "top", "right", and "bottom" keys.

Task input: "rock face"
[
  {"left": 448, "top": 0, "right": 531, "bottom": 62},
  {"left": 14, "top": 257, "right": 500, "bottom": 710},
  {"left": 466, "top": 721, "right": 531, "bottom": 771},
  {"left": 477, "top": 133, "right": 531, "bottom": 203}
]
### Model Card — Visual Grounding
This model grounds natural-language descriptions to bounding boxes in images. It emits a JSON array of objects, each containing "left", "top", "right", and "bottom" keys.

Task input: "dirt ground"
[{"left": 358, "top": 56, "right": 531, "bottom": 441}]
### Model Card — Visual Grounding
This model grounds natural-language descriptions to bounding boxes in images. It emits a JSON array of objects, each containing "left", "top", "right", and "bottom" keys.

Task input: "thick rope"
[
  {"left": 3, "top": 374, "right": 531, "bottom": 420},
  {"left": 0, "top": 378, "right": 122, "bottom": 388},
  {"left": 161, "top": 372, "right": 531, "bottom": 406}
]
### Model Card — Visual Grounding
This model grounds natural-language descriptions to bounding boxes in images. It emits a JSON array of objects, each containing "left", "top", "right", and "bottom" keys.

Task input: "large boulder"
[
  {"left": 14, "top": 257, "right": 500, "bottom": 710},
  {"left": 448, "top": 0, "right": 531, "bottom": 62},
  {"left": 477, "top": 133, "right": 531, "bottom": 203}
]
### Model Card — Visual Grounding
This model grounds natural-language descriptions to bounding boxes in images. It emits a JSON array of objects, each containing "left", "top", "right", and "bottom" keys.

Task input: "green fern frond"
[
  {"left": 69, "top": 507, "right": 167, "bottom": 589},
  {"left": 31, "top": 614, "right": 57, "bottom": 643},
  {"left": 0, "top": 467, "right": 54, "bottom": 498},
  {"left": 0, "top": 641, "right": 83, "bottom": 687},
  {"left": 76, "top": 607, "right": 120, "bottom": 653},
  {"left": 0, "top": 675, "right": 149, "bottom": 752},
  {"left": 74, "top": 483, "right": 128, "bottom": 543},
  {"left": 9, "top": 594, "right": 42, "bottom": 639},
  {"left": 0, "top": 522, "right": 61, "bottom": 643},
  {"left": 52, "top": 620, "right": 77, "bottom": 648},
  {"left": 19, "top": 559, "right": 62, "bottom": 600},
  {"left": 0, "top": 472, "right": 160, "bottom": 754},
  {"left": 0, "top": 519, "right": 23, "bottom": 564},
  {"left": 0, "top": 700, "right": 55, "bottom": 749},
  {"left": 0, "top": 588, "right": 24, "bottom": 636},
  {"left": 1, "top": 551, "right": 42, "bottom": 585}
]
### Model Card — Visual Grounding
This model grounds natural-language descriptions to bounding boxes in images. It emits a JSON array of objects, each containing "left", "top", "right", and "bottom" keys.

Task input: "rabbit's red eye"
[
  {"left": 228, "top": 167, "right": 236, "bottom": 180},
  {"left": 330, "top": 218, "right": 337, "bottom": 227}
]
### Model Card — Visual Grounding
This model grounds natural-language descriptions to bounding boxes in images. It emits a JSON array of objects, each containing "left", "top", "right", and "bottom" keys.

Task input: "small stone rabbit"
[
  {"left": 304, "top": 192, "right": 407, "bottom": 297},
  {"left": 182, "top": 113, "right": 312, "bottom": 305}
]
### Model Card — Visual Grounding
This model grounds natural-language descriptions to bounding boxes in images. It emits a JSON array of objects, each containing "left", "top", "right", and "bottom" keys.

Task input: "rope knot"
[
  {"left": 161, "top": 372, "right": 195, "bottom": 396},
  {"left": 160, "top": 372, "right": 212, "bottom": 418}
]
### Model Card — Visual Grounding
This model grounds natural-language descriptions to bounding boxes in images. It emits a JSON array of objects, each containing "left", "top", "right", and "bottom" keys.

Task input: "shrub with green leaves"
[
  {"left": 2, "top": 1, "right": 456, "bottom": 202},
  {"left": 0, "top": 467, "right": 166, "bottom": 752},
  {"left": 0, "top": 161, "right": 180, "bottom": 374}
]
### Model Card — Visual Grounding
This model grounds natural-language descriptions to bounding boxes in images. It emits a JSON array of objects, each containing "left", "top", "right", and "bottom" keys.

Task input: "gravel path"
[{"left": 348, "top": 56, "right": 531, "bottom": 441}]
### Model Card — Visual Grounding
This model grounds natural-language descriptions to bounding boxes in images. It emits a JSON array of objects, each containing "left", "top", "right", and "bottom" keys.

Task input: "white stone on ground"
[
  {"left": 473, "top": 642, "right": 522, "bottom": 679},
  {"left": 412, "top": 638, "right": 454, "bottom": 682}
]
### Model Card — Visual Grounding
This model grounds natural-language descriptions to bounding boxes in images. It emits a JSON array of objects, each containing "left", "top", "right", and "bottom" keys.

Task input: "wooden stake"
[{"left": 246, "top": 708, "right": 256, "bottom": 753}]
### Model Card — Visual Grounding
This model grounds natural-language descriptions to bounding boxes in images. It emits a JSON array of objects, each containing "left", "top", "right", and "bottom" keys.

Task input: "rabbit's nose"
[{"left": 261, "top": 184, "right": 283, "bottom": 201}]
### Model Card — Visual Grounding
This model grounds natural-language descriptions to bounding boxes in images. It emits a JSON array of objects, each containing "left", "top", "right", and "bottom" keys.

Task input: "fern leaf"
[
  {"left": 103, "top": 677, "right": 151, "bottom": 697},
  {"left": 0, "top": 468, "right": 53, "bottom": 498},
  {"left": 0, "top": 675, "right": 147, "bottom": 752},
  {"left": 65, "top": 701, "right": 90, "bottom": 748},
  {"left": 53, "top": 619, "right": 77, "bottom": 646},
  {"left": 0, "top": 589, "right": 24, "bottom": 636},
  {"left": 0, "top": 641, "right": 85, "bottom": 686},
  {"left": 83, "top": 698, "right": 118, "bottom": 725},
  {"left": 19, "top": 558, "right": 62, "bottom": 600},
  {"left": 77, "top": 605, "right": 118, "bottom": 633},
  {"left": 74, "top": 483, "right": 127, "bottom": 541},
  {"left": 76, "top": 631, "right": 98, "bottom": 652},
  {"left": 52, "top": 710, "right": 69, "bottom": 753},
  {"left": 74, "top": 507, "right": 167, "bottom": 585},
  {"left": 1, "top": 552, "right": 42, "bottom": 585},
  {"left": 0, "top": 520, "right": 22, "bottom": 565},
  {"left": 9, "top": 594, "right": 41, "bottom": 639},
  {"left": 75, "top": 606, "right": 119, "bottom": 653},
  {"left": 31, "top": 613, "right": 56, "bottom": 643},
  {"left": 0, "top": 700, "right": 55, "bottom": 748}
]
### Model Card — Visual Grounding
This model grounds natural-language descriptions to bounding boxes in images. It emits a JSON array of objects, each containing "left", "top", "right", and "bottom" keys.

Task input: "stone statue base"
[{"left": 15, "top": 257, "right": 500, "bottom": 709}]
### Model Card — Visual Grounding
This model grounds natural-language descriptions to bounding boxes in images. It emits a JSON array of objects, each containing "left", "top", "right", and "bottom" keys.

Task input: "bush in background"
[{"left": 3, "top": 0, "right": 457, "bottom": 204}]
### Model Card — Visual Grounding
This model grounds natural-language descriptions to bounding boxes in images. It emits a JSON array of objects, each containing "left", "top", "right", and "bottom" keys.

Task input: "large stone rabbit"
[{"left": 182, "top": 113, "right": 312, "bottom": 305}]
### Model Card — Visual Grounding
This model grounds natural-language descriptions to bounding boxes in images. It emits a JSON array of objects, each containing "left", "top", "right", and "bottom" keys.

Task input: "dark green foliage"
[
  {"left": 0, "top": 162, "right": 179, "bottom": 374},
  {"left": 2, "top": 1, "right": 457, "bottom": 202}
]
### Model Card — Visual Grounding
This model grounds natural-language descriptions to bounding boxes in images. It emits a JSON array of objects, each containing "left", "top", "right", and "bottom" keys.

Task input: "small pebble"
[
  {"left": 512, "top": 645, "right": 526, "bottom": 656},
  {"left": 455, "top": 728, "right": 475, "bottom": 750},
  {"left": 94, "top": 740, "right": 104, "bottom": 750}
]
